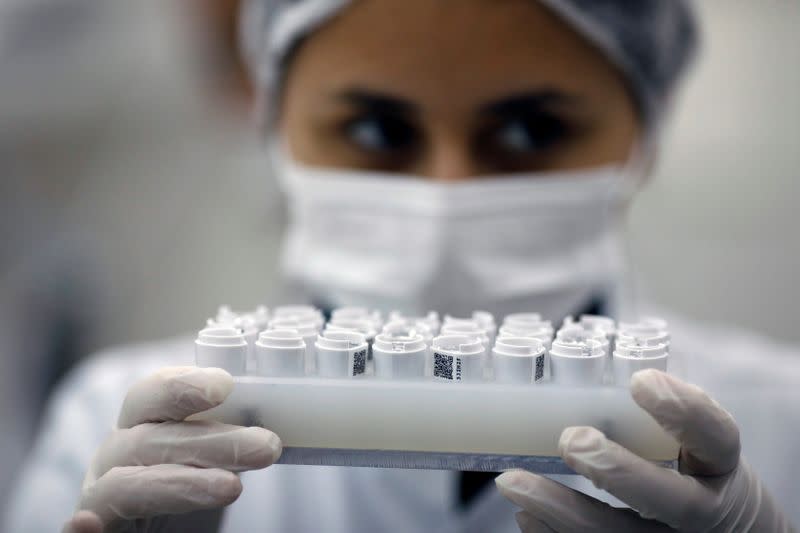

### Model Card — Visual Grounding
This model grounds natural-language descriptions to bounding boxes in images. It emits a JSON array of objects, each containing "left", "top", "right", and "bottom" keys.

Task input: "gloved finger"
[
  {"left": 496, "top": 470, "right": 673, "bottom": 532},
  {"left": 515, "top": 511, "right": 556, "bottom": 532},
  {"left": 62, "top": 511, "right": 104, "bottom": 533},
  {"left": 89, "top": 421, "right": 281, "bottom": 481},
  {"left": 80, "top": 464, "right": 242, "bottom": 526},
  {"left": 558, "top": 426, "right": 719, "bottom": 530},
  {"left": 117, "top": 367, "right": 234, "bottom": 429},
  {"left": 630, "top": 369, "right": 740, "bottom": 476}
]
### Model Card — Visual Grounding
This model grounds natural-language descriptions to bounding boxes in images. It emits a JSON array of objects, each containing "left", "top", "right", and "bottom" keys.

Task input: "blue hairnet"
[{"left": 240, "top": 0, "right": 699, "bottom": 129}]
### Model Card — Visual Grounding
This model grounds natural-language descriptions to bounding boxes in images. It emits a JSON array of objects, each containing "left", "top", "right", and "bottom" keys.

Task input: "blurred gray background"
[{"left": 1, "top": 0, "right": 798, "bottom": 516}]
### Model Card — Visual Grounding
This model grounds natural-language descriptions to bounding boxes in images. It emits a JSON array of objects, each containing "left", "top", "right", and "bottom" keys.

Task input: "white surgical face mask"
[{"left": 272, "top": 146, "right": 637, "bottom": 321}]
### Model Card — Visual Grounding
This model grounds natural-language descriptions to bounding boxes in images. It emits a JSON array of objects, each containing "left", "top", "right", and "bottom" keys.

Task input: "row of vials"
[{"left": 194, "top": 305, "right": 670, "bottom": 386}]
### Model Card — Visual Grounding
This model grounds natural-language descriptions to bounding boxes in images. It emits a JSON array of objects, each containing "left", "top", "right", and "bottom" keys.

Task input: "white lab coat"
[{"left": 5, "top": 312, "right": 800, "bottom": 531}]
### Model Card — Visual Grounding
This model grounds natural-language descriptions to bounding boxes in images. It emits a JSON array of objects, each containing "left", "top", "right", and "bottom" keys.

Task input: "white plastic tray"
[{"left": 195, "top": 376, "right": 679, "bottom": 474}]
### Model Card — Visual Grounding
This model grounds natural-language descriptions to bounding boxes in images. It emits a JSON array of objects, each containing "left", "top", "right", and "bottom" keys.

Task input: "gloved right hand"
[{"left": 61, "top": 366, "right": 282, "bottom": 533}]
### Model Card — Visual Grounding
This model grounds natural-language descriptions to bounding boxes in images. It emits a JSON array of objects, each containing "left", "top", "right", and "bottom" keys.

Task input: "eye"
[
  {"left": 343, "top": 114, "right": 419, "bottom": 154},
  {"left": 491, "top": 113, "right": 569, "bottom": 155}
]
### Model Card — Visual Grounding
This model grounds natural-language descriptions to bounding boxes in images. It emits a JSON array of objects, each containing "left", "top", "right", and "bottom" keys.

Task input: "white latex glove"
[
  {"left": 60, "top": 367, "right": 282, "bottom": 533},
  {"left": 496, "top": 369, "right": 796, "bottom": 532}
]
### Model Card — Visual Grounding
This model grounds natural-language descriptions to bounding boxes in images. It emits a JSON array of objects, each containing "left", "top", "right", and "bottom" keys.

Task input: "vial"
[
  {"left": 382, "top": 320, "right": 435, "bottom": 376},
  {"left": 250, "top": 305, "right": 271, "bottom": 331},
  {"left": 556, "top": 324, "right": 610, "bottom": 355},
  {"left": 331, "top": 306, "right": 383, "bottom": 331},
  {"left": 502, "top": 312, "right": 542, "bottom": 325},
  {"left": 619, "top": 316, "right": 668, "bottom": 333},
  {"left": 616, "top": 330, "right": 670, "bottom": 351},
  {"left": 498, "top": 324, "right": 554, "bottom": 350},
  {"left": 270, "top": 316, "right": 320, "bottom": 374},
  {"left": 326, "top": 318, "right": 378, "bottom": 359},
  {"left": 388, "top": 310, "right": 441, "bottom": 335},
  {"left": 612, "top": 341, "right": 668, "bottom": 385},
  {"left": 272, "top": 305, "right": 325, "bottom": 330},
  {"left": 194, "top": 327, "right": 247, "bottom": 375},
  {"left": 549, "top": 338, "right": 605, "bottom": 386},
  {"left": 254, "top": 329, "right": 306, "bottom": 377},
  {"left": 562, "top": 314, "right": 616, "bottom": 339},
  {"left": 315, "top": 330, "right": 368, "bottom": 378},
  {"left": 492, "top": 337, "right": 546, "bottom": 384},
  {"left": 431, "top": 335, "right": 484, "bottom": 382},
  {"left": 372, "top": 330, "right": 427, "bottom": 380},
  {"left": 444, "top": 312, "right": 496, "bottom": 344}
]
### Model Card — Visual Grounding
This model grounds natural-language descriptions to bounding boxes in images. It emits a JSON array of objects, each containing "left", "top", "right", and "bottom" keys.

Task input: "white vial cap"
[
  {"left": 556, "top": 324, "right": 608, "bottom": 345},
  {"left": 272, "top": 305, "right": 325, "bottom": 328},
  {"left": 563, "top": 314, "right": 616, "bottom": 335},
  {"left": 249, "top": 305, "right": 271, "bottom": 329},
  {"left": 270, "top": 317, "right": 318, "bottom": 336},
  {"left": 503, "top": 312, "right": 542, "bottom": 326},
  {"left": 493, "top": 337, "right": 546, "bottom": 384},
  {"left": 549, "top": 338, "right": 605, "bottom": 386},
  {"left": 316, "top": 330, "right": 367, "bottom": 351},
  {"left": 614, "top": 342, "right": 668, "bottom": 359},
  {"left": 439, "top": 323, "right": 490, "bottom": 347},
  {"left": 326, "top": 318, "right": 376, "bottom": 339},
  {"left": 493, "top": 337, "right": 545, "bottom": 357},
  {"left": 388, "top": 310, "right": 440, "bottom": 333},
  {"left": 195, "top": 327, "right": 247, "bottom": 375},
  {"left": 197, "top": 327, "right": 247, "bottom": 346},
  {"left": 254, "top": 329, "right": 306, "bottom": 377},
  {"left": 257, "top": 328, "right": 305, "bottom": 349},
  {"left": 382, "top": 320, "right": 434, "bottom": 342},
  {"left": 616, "top": 330, "right": 670, "bottom": 349},
  {"left": 431, "top": 335, "right": 484, "bottom": 357},
  {"left": 550, "top": 338, "right": 605, "bottom": 358},
  {"left": 498, "top": 324, "right": 552, "bottom": 340},
  {"left": 618, "top": 317, "right": 669, "bottom": 334},
  {"left": 373, "top": 332, "right": 426, "bottom": 354}
]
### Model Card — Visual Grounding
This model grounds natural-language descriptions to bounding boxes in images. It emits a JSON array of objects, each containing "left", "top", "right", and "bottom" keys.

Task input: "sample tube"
[
  {"left": 492, "top": 337, "right": 546, "bottom": 384},
  {"left": 250, "top": 305, "right": 271, "bottom": 331},
  {"left": 372, "top": 331, "right": 427, "bottom": 380},
  {"left": 616, "top": 330, "right": 670, "bottom": 351},
  {"left": 326, "top": 318, "right": 377, "bottom": 359},
  {"left": 382, "top": 320, "right": 435, "bottom": 376},
  {"left": 194, "top": 327, "right": 247, "bottom": 375},
  {"left": 331, "top": 306, "right": 383, "bottom": 331},
  {"left": 431, "top": 335, "right": 484, "bottom": 382},
  {"left": 498, "top": 324, "right": 554, "bottom": 350},
  {"left": 388, "top": 310, "right": 441, "bottom": 335},
  {"left": 503, "top": 312, "right": 542, "bottom": 325},
  {"left": 556, "top": 324, "right": 610, "bottom": 356},
  {"left": 271, "top": 317, "right": 320, "bottom": 374},
  {"left": 549, "top": 338, "right": 605, "bottom": 386},
  {"left": 315, "top": 330, "right": 369, "bottom": 378},
  {"left": 254, "top": 329, "right": 306, "bottom": 377},
  {"left": 612, "top": 341, "right": 668, "bottom": 385},
  {"left": 272, "top": 305, "right": 325, "bottom": 330},
  {"left": 562, "top": 314, "right": 616, "bottom": 339}
]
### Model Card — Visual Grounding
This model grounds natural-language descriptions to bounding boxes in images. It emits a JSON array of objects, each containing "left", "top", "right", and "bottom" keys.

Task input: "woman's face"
[{"left": 279, "top": 0, "right": 641, "bottom": 181}]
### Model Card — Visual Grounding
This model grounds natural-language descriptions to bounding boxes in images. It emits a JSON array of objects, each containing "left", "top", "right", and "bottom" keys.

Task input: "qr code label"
[
  {"left": 351, "top": 349, "right": 366, "bottom": 376},
  {"left": 433, "top": 352, "right": 463, "bottom": 381},
  {"left": 534, "top": 354, "right": 545, "bottom": 382}
]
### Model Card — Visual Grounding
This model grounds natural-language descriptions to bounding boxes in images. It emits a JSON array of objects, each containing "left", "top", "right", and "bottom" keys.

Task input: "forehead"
[{"left": 285, "top": 0, "right": 629, "bottom": 111}]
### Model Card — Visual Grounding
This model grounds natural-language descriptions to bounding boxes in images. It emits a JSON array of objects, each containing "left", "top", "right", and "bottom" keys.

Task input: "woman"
[{"left": 6, "top": 0, "right": 797, "bottom": 531}]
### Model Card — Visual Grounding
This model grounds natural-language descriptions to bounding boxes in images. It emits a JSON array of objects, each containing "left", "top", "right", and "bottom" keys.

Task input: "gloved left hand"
[{"left": 495, "top": 369, "right": 796, "bottom": 532}]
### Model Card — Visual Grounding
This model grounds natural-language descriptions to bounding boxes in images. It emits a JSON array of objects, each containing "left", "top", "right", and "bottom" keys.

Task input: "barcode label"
[
  {"left": 351, "top": 349, "right": 366, "bottom": 376},
  {"left": 534, "top": 354, "right": 545, "bottom": 382},
  {"left": 434, "top": 352, "right": 462, "bottom": 381}
]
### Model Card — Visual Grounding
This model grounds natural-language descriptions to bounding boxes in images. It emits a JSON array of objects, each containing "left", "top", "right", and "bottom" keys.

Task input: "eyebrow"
[
  {"left": 335, "top": 88, "right": 420, "bottom": 116},
  {"left": 480, "top": 90, "right": 581, "bottom": 116}
]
